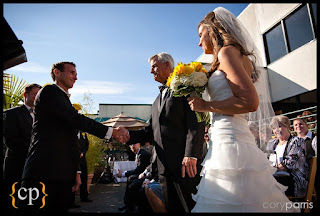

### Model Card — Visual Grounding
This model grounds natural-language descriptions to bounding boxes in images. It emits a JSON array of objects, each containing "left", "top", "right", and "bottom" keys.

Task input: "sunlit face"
[
  {"left": 130, "top": 143, "right": 140, "bottom": 154},
  {"left": 198, "top": 25, "right": 213, "bottom": 54},
  {"left": 55, "top": 63, "right": 77, "bottom": 91},
  {"left": 150, "top": 58, "right": 171, "bottom": 84},
  {"left": 272, "top": 122, "right": 289, "bottom": 139},
  {"left": 293, "top": 119, "right": 308, "bottom": 135}
]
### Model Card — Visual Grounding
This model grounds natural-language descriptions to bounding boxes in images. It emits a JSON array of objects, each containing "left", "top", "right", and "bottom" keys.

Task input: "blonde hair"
[{"left": 269, "top": 115, "right": 291, "bottom": 130}]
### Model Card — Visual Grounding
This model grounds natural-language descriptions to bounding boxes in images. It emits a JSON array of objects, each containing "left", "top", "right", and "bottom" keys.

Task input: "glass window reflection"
[
  {"left": 264, "top": 23, "right": 287, "bottom": 64},
  {"left": 284, "top": 5, "right": 314, "bottom": 52}
]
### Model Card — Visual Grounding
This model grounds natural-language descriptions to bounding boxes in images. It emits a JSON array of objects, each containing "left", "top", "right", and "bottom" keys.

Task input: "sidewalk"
[{"left": 68, "top": 182, "right": 126, "bottom": 214}]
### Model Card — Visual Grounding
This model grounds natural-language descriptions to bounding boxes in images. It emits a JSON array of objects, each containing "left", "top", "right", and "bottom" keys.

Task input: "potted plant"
[{"left": 86, "top": 134, "right": 106, "bottom": 191}]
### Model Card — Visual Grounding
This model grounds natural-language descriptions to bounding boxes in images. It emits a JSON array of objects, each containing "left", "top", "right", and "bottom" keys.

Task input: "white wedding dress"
[{"left": 191, "top": 71, "right": 300, "bottom": 212}]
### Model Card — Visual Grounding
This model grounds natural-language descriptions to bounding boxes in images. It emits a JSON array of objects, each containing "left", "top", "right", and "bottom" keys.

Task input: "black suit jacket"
[
  {"left": 125, "top": 148, "right": 151, "bottom": 178},
  {"left": 22, "top": 84, "right": 110, "bottom": 184},
  {"left": 77, "top": 130, "right": 89, "bottom": 155},
  {"left": 128, "top": 89, "right": 205, "bottom": 182},
  {"left": 3, "top": 105, "right": 33, "bottom": 181}
]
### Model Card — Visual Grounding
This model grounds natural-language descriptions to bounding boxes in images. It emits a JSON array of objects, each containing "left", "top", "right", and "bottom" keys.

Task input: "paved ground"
[{"left": 68, "top": 182, "right": 126, "bottom": 214}]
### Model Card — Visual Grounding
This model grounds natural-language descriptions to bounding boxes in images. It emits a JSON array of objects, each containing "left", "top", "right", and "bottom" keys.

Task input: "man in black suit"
[
  {"left": 115, "top": 142, "right": 151, "bottom": 213},
  {"left": 3, "top": 83, "right": 42, "bottom": 215},
  {"left": 19, "top": 61, "right": 128, "bottom": 215},
  {"left": 126, "top": 53, "right": 205, "bottom": 212}
]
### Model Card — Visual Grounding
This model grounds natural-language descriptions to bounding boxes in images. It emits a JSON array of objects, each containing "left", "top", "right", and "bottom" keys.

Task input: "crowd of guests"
[
  {"left": 112, "top": 110, "right": 318, "bottom": 213},
  {"left": 248, "top": 112, "right": 317, "bottom": 199}
]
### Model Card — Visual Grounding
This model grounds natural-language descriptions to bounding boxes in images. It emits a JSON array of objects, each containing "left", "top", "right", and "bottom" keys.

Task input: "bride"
[{"left": 188, "top": 7, "right": 300, "bottom": 212}]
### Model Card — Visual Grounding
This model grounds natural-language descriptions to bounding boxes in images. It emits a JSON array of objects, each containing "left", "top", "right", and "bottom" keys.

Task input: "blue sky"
[{"left": 4, "top": 3, "right": 248, "bottom": 114}]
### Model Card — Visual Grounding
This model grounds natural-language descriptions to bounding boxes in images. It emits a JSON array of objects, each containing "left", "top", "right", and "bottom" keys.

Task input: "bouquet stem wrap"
[{"left": 190, "top": 91, "right": 210, "bottom": 124}]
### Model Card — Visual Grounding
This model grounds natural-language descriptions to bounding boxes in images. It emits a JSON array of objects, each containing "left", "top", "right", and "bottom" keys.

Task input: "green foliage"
[
  {"left": 3, "top": 74, "right": 28, "bottom": 110},
  {"left": 86, "top": 134, "right": 106, "bottom": 174},
  {"left": 172, "top": 85, "right": 205, "bottom": 98}
]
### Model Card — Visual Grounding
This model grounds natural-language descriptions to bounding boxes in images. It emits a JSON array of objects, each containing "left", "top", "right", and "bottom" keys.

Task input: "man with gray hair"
[{"left": 125, "top": 52, "right": 205, "bottom": 212}]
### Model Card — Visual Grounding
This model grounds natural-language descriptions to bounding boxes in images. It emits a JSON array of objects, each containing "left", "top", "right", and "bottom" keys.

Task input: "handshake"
[{"left": 111, "top": 127, "right": 130, "bottom": 144}]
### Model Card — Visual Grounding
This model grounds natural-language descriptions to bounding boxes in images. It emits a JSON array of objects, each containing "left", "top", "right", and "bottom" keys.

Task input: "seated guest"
[
  {"left": 249, "top": 122, "right": 272, "bottom": 152},
  {"left": 202, "top": 125, "right": 210, "bottom": 160},
  {"left": 115, "top": 142, "right": 151, "bottom": 213},
  {"left": 293, "top": 118, "right": 317, "bottom": 160},
  {"left": 302, "top": 111, "right": 316, "bottom": 129},
  {"left": 138, "top": 147, "right": 166, "bottom": 213},
  {"left": 267, "top": 115, "right": 309, "bottom": 197},
  {"left": 259, "top": 124, "right": 273, "bottom": 152},
  {"left": 248, "top": 121, "right": 259, "bottom": 147},
  {"left": 143, "top": 178, "right": 166, "bottom": 213},
  {"left": 142, "top": 140, "right": 154, "bottom": 155}
]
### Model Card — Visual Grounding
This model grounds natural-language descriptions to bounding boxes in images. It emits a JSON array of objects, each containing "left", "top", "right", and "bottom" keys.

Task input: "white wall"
[
  {"left": 267, "top": 40, "right": 317, "bottom": 102},
  {"left": 238, "top": 3, "right": 316, "bottom": 102}
]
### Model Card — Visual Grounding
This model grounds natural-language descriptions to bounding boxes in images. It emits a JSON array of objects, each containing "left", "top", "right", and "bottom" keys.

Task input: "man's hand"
[
  {"left": 72, "top": 173, "right": 81, "bottom": 192},
  {"left": 112, "top": 127, "right": 130, "bottom": 143},
  {"left": 138, "top": 173, "right": 145, "bottom": 179},
  {"left": 142, "top": 179, "right": 151, "bottom": 187},
  {"left": 181, "top": 157, "right": 197, "bottom": 178},
  {"left": 277, "top": 163, "right": 287, "bottom": 171},
  {"left": 115, "top": 169, "right": 123, "bottom": 178}
]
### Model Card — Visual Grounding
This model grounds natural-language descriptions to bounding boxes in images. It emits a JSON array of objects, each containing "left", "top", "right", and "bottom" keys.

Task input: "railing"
[{"left": 276, "top": 106, "right": 317, "bottom": 134}]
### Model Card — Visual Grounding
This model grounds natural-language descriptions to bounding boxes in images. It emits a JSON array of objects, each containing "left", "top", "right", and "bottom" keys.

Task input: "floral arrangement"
[{"left": 166, "top": 62, "right": 210, "bottom": 123}]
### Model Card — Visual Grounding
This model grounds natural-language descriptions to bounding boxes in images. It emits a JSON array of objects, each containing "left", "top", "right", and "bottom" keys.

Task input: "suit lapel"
[
  {"left": 21, "top": 105, "right": 33, "bottom": 127},
  {"left": 155, "top": 93, "right": 162, "bottom": 112},
  {"left": 159, "top": 89, "right": 169, "bottom": 113}
]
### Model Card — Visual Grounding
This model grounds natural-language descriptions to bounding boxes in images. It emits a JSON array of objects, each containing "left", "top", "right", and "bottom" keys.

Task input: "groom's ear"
[{"left": 53, "top": 68, "right": 60, "bottom": 77}]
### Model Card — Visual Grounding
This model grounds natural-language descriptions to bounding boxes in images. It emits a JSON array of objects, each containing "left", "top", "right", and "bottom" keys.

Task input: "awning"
[
  {"left": 2, "top": 17, "right": 27, "bottom": 70},
  {"left": 102, "top": 113, "right": 149, "bottom": 130}
]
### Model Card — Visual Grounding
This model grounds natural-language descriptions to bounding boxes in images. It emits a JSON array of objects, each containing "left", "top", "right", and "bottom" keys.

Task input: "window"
[
  {"left": 264, "top": 23, "right": 287, "bottom": 64},
  {"left": 310, "top": 3, "right": 317, "bottom": 33},
  {"left": 263, "top": 4, "right": 317, "bottom": 64},
  {"left": 284, "top": 5, "right": 314, "bottom": 52}
]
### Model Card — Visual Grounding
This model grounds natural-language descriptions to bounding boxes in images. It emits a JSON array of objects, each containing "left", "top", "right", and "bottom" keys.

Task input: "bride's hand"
[{"left": 187, "top": 97, "right": 208, "bottom": 112}]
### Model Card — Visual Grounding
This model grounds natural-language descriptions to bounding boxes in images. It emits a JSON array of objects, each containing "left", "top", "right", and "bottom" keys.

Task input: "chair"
[{"left": 288, "top": 156, "right": 317, "bottom": 213}]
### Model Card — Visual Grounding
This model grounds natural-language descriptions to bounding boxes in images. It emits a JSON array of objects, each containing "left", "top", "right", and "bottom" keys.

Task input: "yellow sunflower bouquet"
[{"left": 167, "top": 62, "right": 210, "bottom": 123}]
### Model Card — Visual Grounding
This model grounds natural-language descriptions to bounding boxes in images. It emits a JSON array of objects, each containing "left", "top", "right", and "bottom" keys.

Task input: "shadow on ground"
[{"left": 68, "top": 182, "right": 126, "bottom": 214}]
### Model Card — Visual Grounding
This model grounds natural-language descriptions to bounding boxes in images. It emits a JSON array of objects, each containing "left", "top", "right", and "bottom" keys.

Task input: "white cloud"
[
  {"left": 5, "top": 62, "right": 49, "bottom": 73},
  {"left": 69, "top": 80, "right": 134, "bottom": 96}
]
